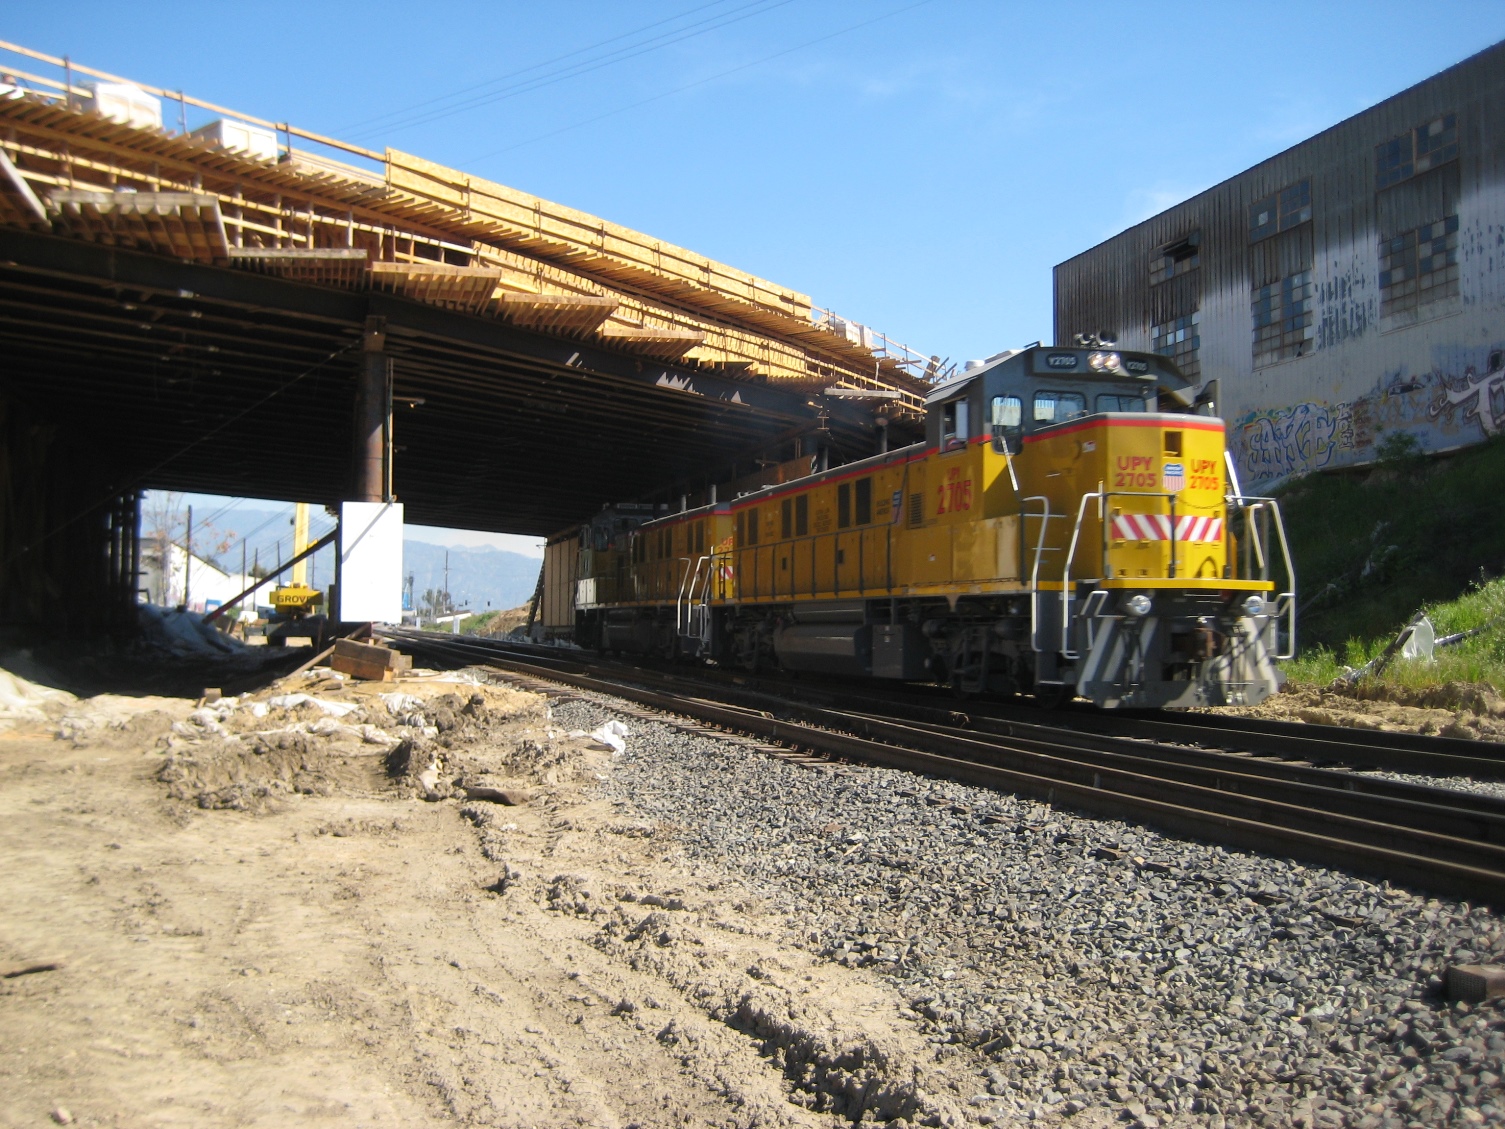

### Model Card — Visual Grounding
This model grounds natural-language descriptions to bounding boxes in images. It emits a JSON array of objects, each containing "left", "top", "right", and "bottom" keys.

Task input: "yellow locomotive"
[{"left": 560, "top": 344, "right": 1294, "bottom": 708}]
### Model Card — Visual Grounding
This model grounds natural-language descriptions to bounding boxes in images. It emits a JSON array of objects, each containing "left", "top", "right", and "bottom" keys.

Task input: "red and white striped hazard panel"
[{"left": 1110, "top": 514, "right": 1224, "bottom": 542}]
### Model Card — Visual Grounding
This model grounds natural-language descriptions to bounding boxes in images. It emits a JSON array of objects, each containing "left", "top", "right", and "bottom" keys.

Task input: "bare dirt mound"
[
  {"left": 1214, "top": 681, "right": 1505, "bottom": 741},
  {"left": 0, "top": 666, "right": 978, "bottom": 1128}
]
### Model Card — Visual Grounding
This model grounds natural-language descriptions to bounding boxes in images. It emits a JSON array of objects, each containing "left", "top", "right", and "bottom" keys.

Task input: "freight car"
[{"left": 554, "top": 344, "right": 1294, "bottom": 708}]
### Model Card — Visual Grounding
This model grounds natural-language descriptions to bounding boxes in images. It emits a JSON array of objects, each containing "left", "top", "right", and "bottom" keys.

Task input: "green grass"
[
  {"left": 459, "top": 611, "right": 501, "bottom": 635},
  {"left": 1274, "top": 436, "right": 1505, "bottom": 691},
  {"left": 418, "top": 610, "right": 502, "bottom": 634},
  {"left": 1283, "top": 575, "right": 1505, "bottom": 690}
]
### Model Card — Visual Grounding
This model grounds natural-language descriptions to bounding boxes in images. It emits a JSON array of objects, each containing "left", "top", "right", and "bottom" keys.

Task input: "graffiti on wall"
[
  {"left": 1236, "top": 402, "right": 1344, "bottom": 481},
  {"left": 1430, "top": 351, "right": 1505, "bottom": 437},
  {"left": 1232, "top": 347, "right": 1505, "bottom": 487}
]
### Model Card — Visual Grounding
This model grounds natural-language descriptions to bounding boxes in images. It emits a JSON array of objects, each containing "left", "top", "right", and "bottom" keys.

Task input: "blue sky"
[{"left": 13, "top": 2, "right": 1504, "bottom": 552}]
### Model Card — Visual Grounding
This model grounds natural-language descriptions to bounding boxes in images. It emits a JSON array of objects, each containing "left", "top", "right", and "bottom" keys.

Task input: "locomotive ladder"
[{"left": 676, "top": 554, "right": 713, "bottom": 653}]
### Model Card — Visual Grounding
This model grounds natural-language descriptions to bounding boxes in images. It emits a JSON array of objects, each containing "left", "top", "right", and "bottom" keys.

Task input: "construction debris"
[{"left": 331, "top": 638, "right": 412, "bottom": 682}]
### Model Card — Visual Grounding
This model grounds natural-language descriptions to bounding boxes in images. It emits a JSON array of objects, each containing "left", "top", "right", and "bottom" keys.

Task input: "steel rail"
[
  {"left": 384, "top": 628, "right": 1505, "bottom": 780},
  {"left": 710, "top": 668, "right": 1505, "bottom": 779},
  {"left": 382, "top": 628, "right": 1505, "bottom": 904},
  {"left": 388, "top": 629, "right": 1505, "bottom": 851}
]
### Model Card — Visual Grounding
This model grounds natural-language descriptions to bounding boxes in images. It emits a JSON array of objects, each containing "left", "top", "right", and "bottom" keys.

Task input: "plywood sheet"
[
  {"left": 49, "top": 190, "right": 228, "bottom": 262},
  {"left": 599, "top": 324, "right": 704, "bottom": 361},
  {"left": 229, "top": 247, "right": 369, "bottom": 287},
  {"left": 370, "top": 260, "right": 501, "bottom": 316},
  {"left": 492, "top": 292, "right": 618, "bottom": 336}
]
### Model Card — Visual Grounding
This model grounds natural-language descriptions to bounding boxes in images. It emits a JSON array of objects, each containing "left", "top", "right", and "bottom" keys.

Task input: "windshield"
[
  {"left": 1033, "top": 390, "right": 1087, "bottom": 424},
  {"left": 1096, "top": 393, "right": 1150, "bottom": 412}
]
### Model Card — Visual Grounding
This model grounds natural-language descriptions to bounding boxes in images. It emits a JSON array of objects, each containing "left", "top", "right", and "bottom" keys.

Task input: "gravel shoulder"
[{"left": 563, "top": 698, "right": 1505, "bottom": 1129}]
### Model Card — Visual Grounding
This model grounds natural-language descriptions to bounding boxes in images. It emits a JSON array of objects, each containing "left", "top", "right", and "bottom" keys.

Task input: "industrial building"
[{"left": 1054, "top": 39, "right": 1505, "bottom": 491}]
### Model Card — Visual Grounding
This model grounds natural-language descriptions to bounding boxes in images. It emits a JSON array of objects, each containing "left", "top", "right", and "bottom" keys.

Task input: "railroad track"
[{"left": 380, "top": 628, "right": 1505, "bottom": 905}]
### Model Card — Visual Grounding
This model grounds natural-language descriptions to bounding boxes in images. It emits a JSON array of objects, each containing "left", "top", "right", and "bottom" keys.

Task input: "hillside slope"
[{"left": 1277, "top": 436, "right": 1505, "bottom": 653}]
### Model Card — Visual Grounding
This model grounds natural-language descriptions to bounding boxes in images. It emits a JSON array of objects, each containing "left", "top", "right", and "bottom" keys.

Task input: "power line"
[
  {"left": 346, "top": 0, "right": 795, "bottom": 142},
  {"left": 465, "top": 0, "right": 937, "bottom": 163},
  {"left": 215, "top": 505, "right": 299, "bottom": 566},
  {"left": 336, "top": 0, "right": 738, "bottom": 135},
  {"left": 189, "top": 495, "right": 245, "bottom": 536}
]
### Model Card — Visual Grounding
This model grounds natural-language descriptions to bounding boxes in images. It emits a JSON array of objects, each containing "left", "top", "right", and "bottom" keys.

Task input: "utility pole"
[
  {"left": 443, "top": 551, "right": 450, "bottom": 615},
  {"left": 156, "top": 509, "right": 167, "bottom": 606},
  {"left": 183, "top": 504, "right": 193, "bottom": 611}
]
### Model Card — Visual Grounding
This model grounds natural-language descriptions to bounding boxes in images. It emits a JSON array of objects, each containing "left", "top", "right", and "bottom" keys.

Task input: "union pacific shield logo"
[{"left": 1162, "top": 462, "right": 1185, "bottom": 492}]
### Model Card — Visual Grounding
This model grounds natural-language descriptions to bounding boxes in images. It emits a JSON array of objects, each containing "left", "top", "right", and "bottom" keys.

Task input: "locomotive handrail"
[
  {"left": 1222, "top": 493, "right": 1297, "bottom": 659},
  {"left": 1021, "top": 496, "right": 1051, "bottom": 653},
  {"left": 1243, "top": 497, "right": 1297, "bottom": 659},
  {"left": 1242, "top": 502, "right": 1269, "bottom": 573},
  {"left": 999, "top": 433, "right": 1021, "bottom": 493},
  {"left": 1059, "top": 491, "right": 1105, "bottom": 658},
  {"left": 1224, "top": 451, "right": 1246, "bottom": 502},
  {"left": 675, "top": 555, "right": 704, "bottom": 638}
]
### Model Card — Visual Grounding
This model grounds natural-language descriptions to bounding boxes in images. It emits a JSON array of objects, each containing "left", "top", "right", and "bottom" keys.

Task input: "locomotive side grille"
[{"left": 908, "top": 493, "right": 924, "bottom": 527}]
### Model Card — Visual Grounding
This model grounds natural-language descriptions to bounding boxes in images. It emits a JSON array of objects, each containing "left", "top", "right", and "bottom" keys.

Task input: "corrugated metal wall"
[{"left": 1055, "top": 40, "right": 1505, "bottom": 489}]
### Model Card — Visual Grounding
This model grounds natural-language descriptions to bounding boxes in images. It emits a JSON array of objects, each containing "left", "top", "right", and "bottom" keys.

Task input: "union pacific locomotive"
[{"left": 548, "top": 345, "right": 1295, "bottom": 708}]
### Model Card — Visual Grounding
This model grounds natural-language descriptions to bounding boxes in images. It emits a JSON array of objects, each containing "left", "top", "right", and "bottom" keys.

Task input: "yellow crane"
[{"left": 270, "top": 502, "right": 324, "bottom": 618}]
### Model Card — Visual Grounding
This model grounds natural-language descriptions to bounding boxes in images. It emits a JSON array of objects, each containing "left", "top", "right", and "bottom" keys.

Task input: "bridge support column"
[
  {"left": 354, "top": 315, "right": 392, "bottom": 503},
  {"left": 337, "top": 315, "right": 403, "bottom": 624}
]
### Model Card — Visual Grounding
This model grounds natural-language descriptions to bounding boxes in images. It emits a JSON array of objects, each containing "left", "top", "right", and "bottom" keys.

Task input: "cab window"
[
  {"left": 940, "top": 398, "right": 970, "bottom": 450},
  {"left": 1033, "top": 391, "right": 1087, "bottom": 424},
  {"left": 1096, "top": 393, "right": 1149, "bottom": 412},
  {"left": 991, "top": 394, "right": 1022, "bottom": 454}
]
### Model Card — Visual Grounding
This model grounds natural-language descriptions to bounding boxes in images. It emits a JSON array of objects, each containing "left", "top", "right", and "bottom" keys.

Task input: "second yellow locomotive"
[{"left": 562, "top": 344, "right": 1294, "bottom": 709}]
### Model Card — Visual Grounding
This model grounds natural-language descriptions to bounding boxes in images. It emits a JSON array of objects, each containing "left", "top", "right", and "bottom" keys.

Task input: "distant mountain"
[
  {"left": 402, "top": 541, "right": 542, "bottom": 613},
  {"left": 151, "top": 505, "right": 542, "bottom": 613}
]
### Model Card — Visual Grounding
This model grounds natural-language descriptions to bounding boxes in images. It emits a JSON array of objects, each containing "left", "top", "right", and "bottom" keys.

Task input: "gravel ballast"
[{"left": 551, "top": 696, "right": 1505, "bottom": 1128}]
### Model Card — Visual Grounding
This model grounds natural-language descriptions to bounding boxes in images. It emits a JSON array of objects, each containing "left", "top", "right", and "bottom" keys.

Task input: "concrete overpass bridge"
[{"left": 0, "top": 40, "right": 941, "bottom": 632}]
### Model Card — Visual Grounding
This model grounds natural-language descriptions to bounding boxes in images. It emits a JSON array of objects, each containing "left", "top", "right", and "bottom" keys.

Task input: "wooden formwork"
[{"left": 0, "top": 81, "right": 930, "bottom": 415}]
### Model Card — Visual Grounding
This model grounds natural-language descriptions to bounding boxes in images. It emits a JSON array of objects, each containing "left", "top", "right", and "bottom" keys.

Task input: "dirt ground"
[
  {"left": 0, "top": 668, "right": 972, "bottom": 1129},
  {"left": 6, "top": 656, "right": 1500, "bottom": 1129},
  {"left": 1219, "top": 679, "right": 1505, "bottom": 741}
]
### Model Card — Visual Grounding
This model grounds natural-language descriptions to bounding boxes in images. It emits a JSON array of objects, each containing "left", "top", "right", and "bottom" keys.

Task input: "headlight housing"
[
  {"left": 1125, "top": 593, "right": 1153, "bottom": 617},
  {"left": 1241, "top": 595, "right": 1265, "bottom": 617},
  {"left": 1088, "top": 351, "right": 1122, "bottom": 372}
]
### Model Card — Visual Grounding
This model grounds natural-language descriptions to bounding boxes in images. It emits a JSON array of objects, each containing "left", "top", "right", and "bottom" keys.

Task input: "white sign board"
[{"left": 337, "top": 501, "right": 404, "bottom": 623}]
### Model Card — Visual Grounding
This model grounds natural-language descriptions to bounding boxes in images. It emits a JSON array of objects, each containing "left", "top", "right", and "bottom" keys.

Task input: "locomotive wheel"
[{"left": 1033, "top": 683, "right": 1072, "bottom": 710}]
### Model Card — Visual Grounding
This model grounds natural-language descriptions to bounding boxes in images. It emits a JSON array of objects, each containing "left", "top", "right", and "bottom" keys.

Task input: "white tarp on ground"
[
  {"left": 0, "top": 667, "right": 76, "bottom": 727},
  {"left": 137, "top": 604, "right": 248, "bottom": 657}
]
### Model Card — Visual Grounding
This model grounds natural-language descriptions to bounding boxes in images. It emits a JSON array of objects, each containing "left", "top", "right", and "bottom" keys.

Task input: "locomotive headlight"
[
  {"left": 1241, "top": 595, "right": 1265, "bottom": 617},
  {"left": 1125, "top": 593, "right": 1153, "bottom": 617},
  {"left": 1088, "top": 351, "right": 1123, "bottom": 371}
]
